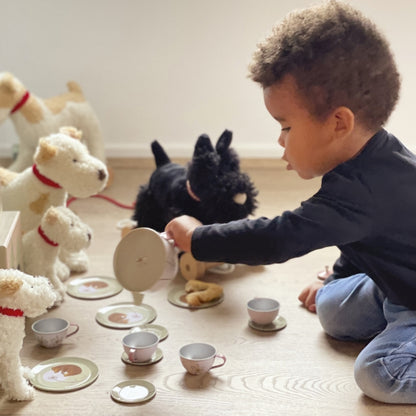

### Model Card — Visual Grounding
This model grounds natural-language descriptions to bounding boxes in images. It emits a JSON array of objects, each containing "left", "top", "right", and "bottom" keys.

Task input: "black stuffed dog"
[{"left": 132, "top": 129, "right": 258, "bottom": 232}]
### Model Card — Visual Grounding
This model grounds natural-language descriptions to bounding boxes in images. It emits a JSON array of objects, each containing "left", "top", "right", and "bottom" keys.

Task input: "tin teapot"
[{"left": 113, "top": 227, "right": 178, "bottom": 292}]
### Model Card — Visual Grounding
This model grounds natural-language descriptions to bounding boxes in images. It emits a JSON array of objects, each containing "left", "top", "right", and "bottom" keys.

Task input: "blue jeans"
[{"left": 316, "top": 273, "right": 416, "bottom": 404}]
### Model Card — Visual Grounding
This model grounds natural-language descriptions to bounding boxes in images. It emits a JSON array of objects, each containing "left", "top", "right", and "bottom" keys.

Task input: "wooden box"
[{"left": 0, "top": 211, "right": 22, "bottom": 269}]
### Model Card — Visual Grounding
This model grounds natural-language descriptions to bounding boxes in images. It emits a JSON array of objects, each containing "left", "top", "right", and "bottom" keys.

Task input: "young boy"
[{"left": 165, "top": 0, "right": 416, "bottom": 404}]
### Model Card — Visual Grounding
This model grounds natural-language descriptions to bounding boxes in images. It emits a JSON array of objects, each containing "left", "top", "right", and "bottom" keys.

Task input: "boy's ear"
[{"left": 332, "top": 106, "right": 355, "bottom": 138}]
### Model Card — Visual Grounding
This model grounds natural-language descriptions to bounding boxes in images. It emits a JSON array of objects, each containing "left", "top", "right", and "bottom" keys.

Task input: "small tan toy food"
[
  {"left": 185, "top": 279, "right": 223, "bottom": 307},
  {"left": 179, "top": 251, "right": 224, "bottom": 280}
]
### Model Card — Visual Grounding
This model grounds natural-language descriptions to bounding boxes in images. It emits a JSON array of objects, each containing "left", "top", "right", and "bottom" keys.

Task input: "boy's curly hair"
[{"left": 249, "top": 0, "right": 400, "bottom": 131}]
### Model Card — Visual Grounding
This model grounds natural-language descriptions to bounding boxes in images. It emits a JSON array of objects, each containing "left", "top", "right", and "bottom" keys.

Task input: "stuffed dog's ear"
[
  {"left": 215, "top": 130, "right": 232, "bottom": 154},
  {"left": 216, "top": 129, "right": 240, "bottom": 172},
  {"left": 59, "top": 126, "right": 82, "bottom": 140},
  {"left": 0, "top": 73, "right": 17, "bottom": 94},
  {"left": 34, "top": 138, "right": 57, "bottom": 164},
  {"left": 0, "top": 277, "right": 23, "bottom": 297},
  {"left": 45, "top": 207, "right": 59, "bottom": 225},
  {"left": 193, "top": 134, "right": 215, "bottom": 158}
]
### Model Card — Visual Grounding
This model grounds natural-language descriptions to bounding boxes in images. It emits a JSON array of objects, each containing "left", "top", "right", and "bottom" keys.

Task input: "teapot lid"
[{"left": 113, "top": 228, "right": 169, "bottom": 292}]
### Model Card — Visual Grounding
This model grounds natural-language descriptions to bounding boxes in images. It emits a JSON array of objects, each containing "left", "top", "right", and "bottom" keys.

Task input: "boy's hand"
[
  {"left": 165, "top": 215, "right": 202, "bottom": 252},
  {"left": 298, "top": 280, "right": 324, "bottom": 313}
]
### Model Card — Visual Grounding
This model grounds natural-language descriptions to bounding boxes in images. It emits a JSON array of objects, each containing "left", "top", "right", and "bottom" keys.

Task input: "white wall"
[{"left": 1, "top": 0, "right": 415, "bottom": 159}]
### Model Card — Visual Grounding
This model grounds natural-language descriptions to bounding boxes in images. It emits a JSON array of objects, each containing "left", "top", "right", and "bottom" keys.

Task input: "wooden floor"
[{"left": 1, "top": 158, "right": 414, "bottom": 415}]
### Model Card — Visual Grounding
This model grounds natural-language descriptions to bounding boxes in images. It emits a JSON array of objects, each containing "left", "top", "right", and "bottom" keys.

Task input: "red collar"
[
  {"left": 38, "top": 226, "right": 59, "bottom": 247},
  {"left": 186, "top": 180, "right": 201, "bottom": 202},
  {"left": 32, "top": 164, "right": 62, "bottom": 189},
  {"left": 10, "top": 91, "right": 30, "bottom": 114},
  {"left": 0, "top": 306, "right": 24, "bottom": 317}
]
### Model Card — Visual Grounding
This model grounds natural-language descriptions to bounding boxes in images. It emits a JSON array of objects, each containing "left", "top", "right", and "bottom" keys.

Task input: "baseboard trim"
[
  {"left": 107, "top": 157, "right": 284, "bottom": 169},
  {"left": 0, "top": 155, "right": 283, "bottom": 171},
  {"left": 104, "top": 143, "right": 283, "bottom": 159}
]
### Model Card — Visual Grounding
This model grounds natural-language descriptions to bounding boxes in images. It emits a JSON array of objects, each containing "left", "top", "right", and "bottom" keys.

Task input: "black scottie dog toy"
[{"left": 132, "top": 129, "right": 258, "bottom": 232}]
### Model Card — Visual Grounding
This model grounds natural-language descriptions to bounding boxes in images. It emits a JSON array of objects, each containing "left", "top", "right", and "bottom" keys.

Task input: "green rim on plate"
[
  {"left": 30, "top": 357, "right": 99, "bottom": 392},
  {"left": 96, "top": 302, "right": 157, "bottom": 329},
  {"left": 128, "top": 324, "right": 168, "bottom": 341},
  {"left": 248, "top": 316, "right": 287, "bottom": 332},
  {"left": 111, "top": 379, "right": 156, "bottom": 403},
  {"left": 66, "top": 276, "right": 123, "bottom": 300},
  {"left": 168, "top": 287, "right": 224, "bottom": 309}
]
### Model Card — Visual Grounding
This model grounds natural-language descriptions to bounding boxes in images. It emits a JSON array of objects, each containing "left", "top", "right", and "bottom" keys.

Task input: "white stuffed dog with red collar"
[{"left": 0, "top": 269, "right": 57, "bottom": 401}]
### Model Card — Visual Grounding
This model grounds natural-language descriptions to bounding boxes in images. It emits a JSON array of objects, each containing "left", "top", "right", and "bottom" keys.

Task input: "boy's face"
[{"left": 263, "top": 75, "right": 339, "bottom": 179}]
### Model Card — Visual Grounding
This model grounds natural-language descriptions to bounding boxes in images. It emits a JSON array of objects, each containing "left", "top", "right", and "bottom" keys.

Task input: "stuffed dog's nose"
[
  {"left": 233, "top": 193, "right": 247, "bottom": 205},
  {"left": 98, "top": 169, "right": 107, "bottom": 181}
]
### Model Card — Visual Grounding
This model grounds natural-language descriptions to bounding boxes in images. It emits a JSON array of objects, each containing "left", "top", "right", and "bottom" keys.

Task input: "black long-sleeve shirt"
[{"left": 191, "top": 129, "right": 416, "bottom": 310}]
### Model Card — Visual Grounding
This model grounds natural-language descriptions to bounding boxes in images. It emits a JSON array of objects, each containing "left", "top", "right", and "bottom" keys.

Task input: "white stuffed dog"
[
  {"left": 22, "top": 206, "right": 92, "bottom": 304},
  {"left": 0, "top": 72, "right": 106, "bottom": 172},
  {"left": 0, "top": 126, "right": 108, "bottom": 233},
  {"left": 0, "top": 269, "right": 57, "bottom": 401}
]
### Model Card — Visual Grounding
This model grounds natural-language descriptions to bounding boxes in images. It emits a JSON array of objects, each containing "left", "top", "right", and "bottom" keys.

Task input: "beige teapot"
[{"left": 113, "top": 227, "right": 178, "bottom": 293}]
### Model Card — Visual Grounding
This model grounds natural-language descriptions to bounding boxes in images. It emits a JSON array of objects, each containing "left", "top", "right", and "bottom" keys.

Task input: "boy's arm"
[{"left": 166, "top": 173, "right": 372, "bottom": 266}]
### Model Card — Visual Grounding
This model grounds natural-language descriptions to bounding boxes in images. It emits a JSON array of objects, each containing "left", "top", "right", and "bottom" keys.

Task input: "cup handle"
[
  {"left": 210, "top": 353, "right": 226, "bottom": 370},
  {"left": 128, "top": 349, "right": 136, "bottom": 362},
  {"left": 65, "top": 323, "right": 79, "bottom": 338}
]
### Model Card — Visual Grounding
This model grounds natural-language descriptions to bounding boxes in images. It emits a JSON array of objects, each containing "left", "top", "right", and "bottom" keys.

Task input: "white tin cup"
[
  {"left": 179, "top": 343, "right": 226, "bottom": 375},
  {"left": 122, "top": 332, "right": 159, "bottom": 363},
  {"left": 32, "top": 317, "right": 79, "bottom": 348},
  {"left": 247, "top": 297, "right": 280, "bottom": 325}
]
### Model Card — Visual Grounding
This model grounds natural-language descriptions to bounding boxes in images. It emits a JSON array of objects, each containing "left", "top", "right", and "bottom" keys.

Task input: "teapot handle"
[{"left": 160, "top": 232, "right": 180, "bottom": 254}]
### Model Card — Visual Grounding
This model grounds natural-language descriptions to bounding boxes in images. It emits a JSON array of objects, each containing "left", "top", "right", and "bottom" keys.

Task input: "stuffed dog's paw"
[{"left": 185, "top": 280, "right": 223, "bottom": 306}]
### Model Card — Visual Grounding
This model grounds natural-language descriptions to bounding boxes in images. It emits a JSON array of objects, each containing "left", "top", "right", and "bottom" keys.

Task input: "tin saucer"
[
  {"left": 128, "top": 324, "right": 168, "bottom": 341},
  {"left": 121, "top": 348, "right": 163, "bottom": 366},
  {"left": 67, "top": 276, "right": 122, "bottom": 299},
  {"left": 248, "top": 316, "right": 287, "bottom": 332},
  {"left": 168, "top": 287, "right": 224, "bottom": 309},
  {"left": 111, "top": 379, "right": 156, "bottom": 403},
  {"left": 30, "top": 357, "right": 98, "bottom": 392},
  {"left": 95, "top": 302, "right": 156, "bottom": 329}
]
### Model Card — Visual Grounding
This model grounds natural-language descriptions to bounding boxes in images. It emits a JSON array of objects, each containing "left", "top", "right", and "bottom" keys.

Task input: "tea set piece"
[
  {"left": 248, "top": 316, "right": 287, "bottom": 332},
  {"left": 317, "top": 265, "right": 333, "bottom": 280},
  {"left": 247, "top": 297, "right": 287, "bottom": 332},
  {"left": 30, "top": 357, "right": 99, "bottom": 392},
  {"left": 111, "top": 379, "right": 156, "bottom": 404},
  {"left": 167, "top": 286, "right": 224, "bottom": 309},
  {"left": 121, "top": 331, "right": 163, "bottom": 366},
  {"left": 66, "top": 275, "right": 123, "bottom": 300},
  {"left": 121, "top": 349, "right": 163, "bottom": 366},
  {"left": 129, "top": 324, "right": 169, "bottom": 342},
  {"left": 207, "top": 263, "right": 235, "bottom": 275},
  {"left": 95, "top": 302, "right": 157, "bottom": 329},
  {"left": 32, "top": 317, "right": 79, "bottom": 348},
  {"left": 113, "top": 227, "right": 178, "bottom": 293},
  {"left": 179, "top": 343, "right": 226, "bottom": 375}
]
